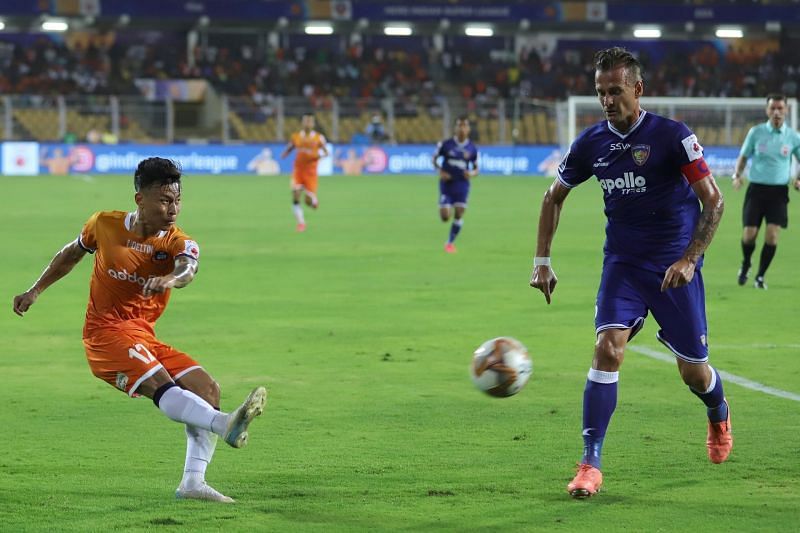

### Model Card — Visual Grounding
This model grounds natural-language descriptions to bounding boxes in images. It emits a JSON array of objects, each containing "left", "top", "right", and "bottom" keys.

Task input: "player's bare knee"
[
  {"left": 594, "top": 337, "right": 624, "bottom": 369},
  {"left": 679, "top": 365, "right": 709, "bottom": 391},
  {"left": 202, "top": 379, "right": 221, "bottom": 406}
]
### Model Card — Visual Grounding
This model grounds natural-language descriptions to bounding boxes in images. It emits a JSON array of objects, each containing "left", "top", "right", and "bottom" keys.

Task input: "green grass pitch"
[{"left": 1, "top": 173, "right": 798, "bottom": 531}]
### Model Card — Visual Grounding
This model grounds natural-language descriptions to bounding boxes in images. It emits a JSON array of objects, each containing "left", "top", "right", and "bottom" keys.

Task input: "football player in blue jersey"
[
  {"left": 529, "top": 47, "right": 731, "bottom": 498},
  {"left": 432, "top": 116, "right": 479, "bottom": 253}
]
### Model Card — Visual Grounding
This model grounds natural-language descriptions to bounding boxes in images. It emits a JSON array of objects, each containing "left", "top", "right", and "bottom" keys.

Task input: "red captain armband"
[{"left": 681, "top": 157, "right": 711, "bottom": 184}]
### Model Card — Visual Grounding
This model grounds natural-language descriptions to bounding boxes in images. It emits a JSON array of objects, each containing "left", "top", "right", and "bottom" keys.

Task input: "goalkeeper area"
[{"left": 1, "top": 172, "right": 798, "bottom": 530}]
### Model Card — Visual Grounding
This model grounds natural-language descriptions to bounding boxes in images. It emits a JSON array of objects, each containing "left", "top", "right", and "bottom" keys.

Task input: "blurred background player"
[
  {"left": 432, "top": 116, "right": 479, "bottom": 253},
  {"left": 731, "top": 93, "right": 800, "bottom": 289},
  {"left": 12, "top": 157, "right": 267, "bottom": 503},
  {"left": 281, "top": 113, "right": 329, "bottom": 232},
  {"left": 530, "top": 47, "right": 730, "bottom": 498},
  {"left": 365, "top": 113, "right": 389, "bottom": 144}
]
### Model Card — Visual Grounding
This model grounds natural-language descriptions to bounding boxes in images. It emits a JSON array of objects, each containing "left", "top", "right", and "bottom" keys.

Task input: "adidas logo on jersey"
[
  {"left": 599, "top": 172, "right": 647, "bottom": 194},
  {"left": 107, "top": 268, "right": 155, "bottom": 286}
]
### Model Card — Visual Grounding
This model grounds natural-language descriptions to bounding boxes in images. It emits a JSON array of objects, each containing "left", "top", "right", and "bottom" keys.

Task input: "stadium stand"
[{"left": 1, "top": 2, "right": 800, "bottom": 145}]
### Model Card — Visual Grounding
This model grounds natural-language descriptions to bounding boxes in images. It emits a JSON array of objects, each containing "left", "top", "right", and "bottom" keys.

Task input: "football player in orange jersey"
[
  {"left": 12, "top": 157, "right": 267, "bottom": 503},
  {"left": 281, "top": 113, "right": 329, "bottom": 232}
]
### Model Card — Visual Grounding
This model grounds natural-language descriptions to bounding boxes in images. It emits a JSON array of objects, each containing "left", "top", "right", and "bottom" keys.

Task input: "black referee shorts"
[{"left": 742, "top": 183, "right": 789, "bottom": 228}]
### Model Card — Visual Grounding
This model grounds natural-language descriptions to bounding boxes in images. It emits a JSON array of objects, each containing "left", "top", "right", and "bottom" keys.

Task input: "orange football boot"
[
  {"left": 567, "top": 463, "right": 603, "bottom": 499},
  {"left": 707, "top": 402, "right": 732, "bottom": 464},
  {"left": 444, "top": 243, "right": 456, "bottom": 253}
]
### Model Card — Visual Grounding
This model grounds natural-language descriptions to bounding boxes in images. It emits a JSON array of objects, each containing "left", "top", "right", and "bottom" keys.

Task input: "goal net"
[{"left": 564, "top": 96, "right": 798, "bottom": 148}]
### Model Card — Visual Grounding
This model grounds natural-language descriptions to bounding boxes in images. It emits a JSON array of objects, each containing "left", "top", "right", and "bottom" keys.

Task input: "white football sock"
[
  {"left": 157, "top": 386, "right": 228, "bottom": 436},
  {"left": 587, "top": 368, "right": 619, "bottom": 384},
  {"left": 181, "top": 426, "right": 218, "bottom": 489},
  {"left": 293, "top": 203, "right": 305, "bottom": 224}
]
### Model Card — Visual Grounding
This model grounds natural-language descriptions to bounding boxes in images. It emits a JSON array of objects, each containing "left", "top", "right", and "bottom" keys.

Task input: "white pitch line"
[
  {"left": 629, "top": 345, "right": 800, "bottom": 402},
  {"left": 711, "top": 344, "right": 800, "bottom": 350}
]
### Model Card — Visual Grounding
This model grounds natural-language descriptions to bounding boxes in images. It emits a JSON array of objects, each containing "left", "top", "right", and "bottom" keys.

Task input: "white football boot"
[
  {"left": 175, "top": 482, "right": 235, "bottom": 503},
  {"left": 223, "top": 386, "right": 267, "bottom": 448}
]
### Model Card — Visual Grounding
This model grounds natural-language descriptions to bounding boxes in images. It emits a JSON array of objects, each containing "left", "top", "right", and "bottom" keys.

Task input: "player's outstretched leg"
[{"left": 223, "top": 386, "right": 268, "bottom": 449}]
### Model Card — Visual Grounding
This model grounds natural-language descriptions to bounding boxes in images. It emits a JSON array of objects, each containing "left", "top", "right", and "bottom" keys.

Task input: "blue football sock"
[
  {"left": 448, "top": 219, "right": 463, "bottom": 244},
  {"left": 690, "top": 367, "right": 728, "bottom": 423},
  {"left": 581, "top": 368, "right": 619, "bottom": 470}
]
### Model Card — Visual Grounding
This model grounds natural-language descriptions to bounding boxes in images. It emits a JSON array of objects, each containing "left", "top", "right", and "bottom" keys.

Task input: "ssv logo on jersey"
[{"left": 599, "top": 172, "right": 647, "bottom": 194}]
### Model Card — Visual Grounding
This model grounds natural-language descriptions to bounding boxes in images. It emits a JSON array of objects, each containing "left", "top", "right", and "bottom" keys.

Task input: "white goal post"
[{"left": 564, "top": 96, "right": 799, "bottom": 150}]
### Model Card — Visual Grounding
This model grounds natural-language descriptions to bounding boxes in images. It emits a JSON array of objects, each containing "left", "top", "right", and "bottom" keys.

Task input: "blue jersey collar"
[{"left": 607, "top": 110, "right": 647, "bottom": 139}]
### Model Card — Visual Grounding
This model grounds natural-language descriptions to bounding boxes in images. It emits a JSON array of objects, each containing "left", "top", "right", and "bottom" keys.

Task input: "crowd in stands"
[{"left": 2, "top": 32, "right": 799, "bottom": 106}]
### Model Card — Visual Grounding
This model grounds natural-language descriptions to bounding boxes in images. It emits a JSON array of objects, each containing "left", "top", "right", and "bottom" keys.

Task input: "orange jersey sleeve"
[
  {"left": 81, "top": 211, "right": 199, "bottom": 336},
  {"left": 292, "top": 130, "right": 326, "bottom": 168}
]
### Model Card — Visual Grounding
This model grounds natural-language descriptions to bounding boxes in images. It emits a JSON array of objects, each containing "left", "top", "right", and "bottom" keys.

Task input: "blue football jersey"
[
  {"left": 435, "top": 137, "right": 478, "bottom": 181},
  {"left": 558, "top": 111, "right": 712, "bottom": 272}
]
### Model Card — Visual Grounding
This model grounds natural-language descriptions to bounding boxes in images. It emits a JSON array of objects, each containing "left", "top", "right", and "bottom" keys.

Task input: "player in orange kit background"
[
  {"left": 281, "top": 113, "right": 329, "bottom": 232},
  {"left": 12, "top": 157, "right": 266, "bottom": 503}
]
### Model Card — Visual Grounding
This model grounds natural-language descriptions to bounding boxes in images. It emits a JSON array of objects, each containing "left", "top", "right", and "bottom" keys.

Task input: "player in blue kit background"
[
  {"left": 529, "top": 47, "right": 731, "bottom": 498},
  {"left": 432, "top": 116, "right": 479, "bottom": 253}
]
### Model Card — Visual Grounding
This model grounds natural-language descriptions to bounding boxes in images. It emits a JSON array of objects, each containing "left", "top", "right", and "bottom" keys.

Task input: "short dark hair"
[
  {"left": 455, "top": 115, "right": 470, "bottom": 124},
  {"left": 766, "top": 93, "right": 786, "bottom": 104},
  {"left": 594, "top": 47, "right": 643, "bottom": 84},
  {"left": 134, "top": 157, "right": 181, "bottom": 192},
  {"left": 302, "top": 112, "right": 314, "bottom": 119}
]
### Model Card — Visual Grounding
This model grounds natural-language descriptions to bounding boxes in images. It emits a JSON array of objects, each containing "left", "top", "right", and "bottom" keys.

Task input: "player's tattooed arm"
[
  {"left": 142, "top": 255, "right": 198, "bottom": 297},
  {"left": 661, "top": 177, "right": 723, "bottom": 291},
  {"left": 13, "top": 239, "right": 87, "bottom": 316},
  {"left": 685, "top": 177, "right": 724, "bottom": 264}
]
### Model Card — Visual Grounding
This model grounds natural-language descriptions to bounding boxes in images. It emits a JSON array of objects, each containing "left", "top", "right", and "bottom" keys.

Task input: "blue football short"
[
  {"left": 439, "top": 179, "right": 470, "bottom": 207},
  {"left": 595, "top": 260, "right": 709, "bottom": 362}
]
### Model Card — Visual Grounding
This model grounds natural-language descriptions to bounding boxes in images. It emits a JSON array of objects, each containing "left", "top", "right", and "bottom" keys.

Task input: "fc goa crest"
[{"left": 631, "top": 144, "right": 651, "bottom": 166}]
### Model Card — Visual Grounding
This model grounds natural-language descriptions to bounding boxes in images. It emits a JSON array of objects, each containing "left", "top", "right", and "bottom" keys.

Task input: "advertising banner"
[
  {"left": 2, "top": 142, "right": 40, "bottom": 176},
  {"left": 2, "top": 142, "right": 740, "bottom": 177}
]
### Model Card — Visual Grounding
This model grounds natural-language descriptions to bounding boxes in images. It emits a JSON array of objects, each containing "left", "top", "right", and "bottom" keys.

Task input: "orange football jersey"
[
  {"left": 290, "top": 130, "right": 326, "bottom": 169},
  {"left": 79, "top": 211, "right": 199, "bottom": 336}
]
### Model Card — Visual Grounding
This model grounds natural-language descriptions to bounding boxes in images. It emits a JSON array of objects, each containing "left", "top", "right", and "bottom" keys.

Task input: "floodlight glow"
[
  {"left": 384, "top": 25, "right": 412, "bottom": 36},
  {"left": 0, "top": 21, "right": 5, "bottom": 31},
  {"left": 465, "top": 25, "right": 493, "bottom": 37},
  {"left": 42, "top": 20, "right": 68, "bottom": 32},
  {"left": 304, "top": 23, "right": 333, "bottom": 35},
  {"left": 633, "top": 28, "right": 661, "bottom": 38},
  {"left": 716, "top": 28, "right": 743, "bottom": 38}
]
